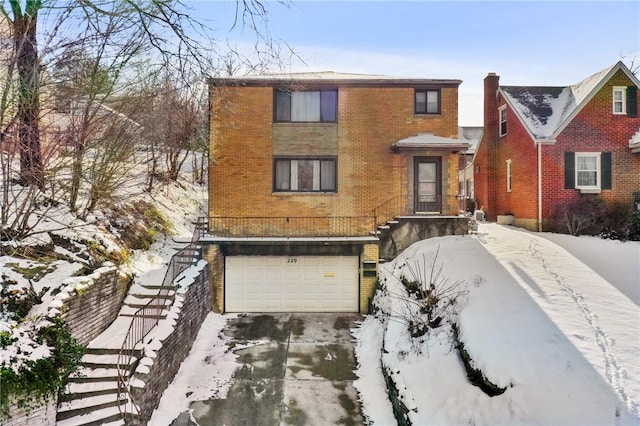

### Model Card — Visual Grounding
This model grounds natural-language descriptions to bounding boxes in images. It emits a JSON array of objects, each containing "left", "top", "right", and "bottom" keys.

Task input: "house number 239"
[{"left": 287, "top": 257, "right": 298, "bottom": 263}]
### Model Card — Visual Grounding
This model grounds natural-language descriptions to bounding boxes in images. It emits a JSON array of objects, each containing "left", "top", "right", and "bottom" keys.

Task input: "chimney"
[
  {"left": 484, "top": 72, "right": 500, "bottom": 139},
  {"left": 478, "top": 72, "right": 500, "bottom": 221}
]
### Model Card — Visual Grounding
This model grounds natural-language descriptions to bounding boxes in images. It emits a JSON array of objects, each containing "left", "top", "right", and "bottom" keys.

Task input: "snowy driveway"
[
  {"left": 477, "top": 223, "right": 640, "bottom": 419},
  {"left": 153, "top": 313, "right": 363, "bottom": 425}
]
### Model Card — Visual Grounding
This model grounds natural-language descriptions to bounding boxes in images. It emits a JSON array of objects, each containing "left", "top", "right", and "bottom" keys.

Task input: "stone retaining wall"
[
  {"left": 2, "top": 264, "right": 128, "bottom": 425},
  {"left": 1, "top": 395, "right": 57, "bottom": 426},
  {"left": 379, "top": 217, "right": 469, "bottom": 260},
  {"left": 129, "top": 259, "right": 211, "bottom": 425},
  {"left": 48, "top": 263, "right": 129, "bottom": 345}
]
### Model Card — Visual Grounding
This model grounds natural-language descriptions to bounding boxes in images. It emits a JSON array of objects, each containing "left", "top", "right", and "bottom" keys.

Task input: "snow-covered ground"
[
  {"left": 148, "top": 313, "right": 239, "bottom": 424},
  {"left": 355, "top": 222, "right": 640, "bottom": 425},
  {"left": 1, "top": 153, "right": 207, "bottom": 374},
  {"left": 538, "top": 231, "right": 639, "bottom": 305}
]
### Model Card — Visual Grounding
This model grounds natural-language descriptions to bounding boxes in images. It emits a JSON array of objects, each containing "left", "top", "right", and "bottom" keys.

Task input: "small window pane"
[
  {"left": 297, "top": 159, "right": 314, "bottom": 190},
  {"left": 320, "top": 160, "right": 336, "bottom": 191},
  {"left": 292, "top": 92, "right": 320, "bottom": 122},
  {"left": 614, "top": 101, "right": 623, "bottom": 113},
  {"left": 426, "top": 91, "right": 439, "bottom": 113},
  {"left": 320, "top": 91, "right": 337, "bottom": 122},
  {"left": 275, "top": 160, "right": 290, "bottom": 190},
  {"left": 415, "top": 91, "right": 426, "bottom": 113},
  {"left": 577, "top": 156, "right": 596, "bottom": 170},
  {"left": 275, "top": 91, "right": 291, "bottom": 122},
  {"left": 577, "top": 171, "right": 597, "bottom": 186}
]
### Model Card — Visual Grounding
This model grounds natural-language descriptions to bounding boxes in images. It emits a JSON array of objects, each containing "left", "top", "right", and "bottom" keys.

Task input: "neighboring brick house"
[
  {"left": 474, "top": 61, "right": 640, "bottom": 231},
  {"left": 203, "top": 72, "right": 469, "bottom": 313}
]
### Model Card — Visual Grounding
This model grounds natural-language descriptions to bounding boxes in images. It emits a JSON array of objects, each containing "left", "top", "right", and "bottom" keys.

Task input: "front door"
[{"left": 414, "top": 158, "right": 441, "bottom": 213}]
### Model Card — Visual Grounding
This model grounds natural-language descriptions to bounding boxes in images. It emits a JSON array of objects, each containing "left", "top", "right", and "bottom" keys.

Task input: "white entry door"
[{"left": 225, "top": 256, "right": 359, "bottom": 312}]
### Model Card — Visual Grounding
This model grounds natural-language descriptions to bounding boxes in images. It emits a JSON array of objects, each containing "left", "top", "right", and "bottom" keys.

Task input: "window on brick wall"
[
  {"left": 564, "top": 151, "right": 612, "bottom": 193},
  {"left": 613, "top": 87, "right": 626, "bottom": 114},
  {"left": 506, "top": 159, "right": 512, "bottom": 192},
  {"left": 415, "top": 89, "right": 440, "bottom": 114},
  {"left": 274, "top": 90, "right": 337, "bottom": 122},
  {"left": 274, "top": 157, "right": 337, "bottom": 192},
  {"left": 499, "top": 105, "right": 507, "bottom": 136},
  {"left": 613, "top": 85, "right": 638, "bottom": 117}
]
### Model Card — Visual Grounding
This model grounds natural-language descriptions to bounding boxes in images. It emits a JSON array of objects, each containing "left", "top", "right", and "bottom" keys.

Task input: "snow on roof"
[
  {"left": 235, "top": 71, "right": 400, "bottom": 80},
  {"left": 209, "top": 71, "right": 462, "bottom": 86},
  {"left": 500, "top": 61, "right": 637, "bottom": 140},
  {"left": 392, "top": 133, "right": 470, "bottom": 152},
  {"left": 501, "top": 86, "right": 571, "bottom": 139},
  {"left": 458, "top": 126, "right": 483, "bottom": 153}
]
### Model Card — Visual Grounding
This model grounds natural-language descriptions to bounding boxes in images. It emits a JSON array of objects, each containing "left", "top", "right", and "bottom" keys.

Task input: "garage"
[{"left": 225, "top": 255, "right": 359, "bottom": 312}]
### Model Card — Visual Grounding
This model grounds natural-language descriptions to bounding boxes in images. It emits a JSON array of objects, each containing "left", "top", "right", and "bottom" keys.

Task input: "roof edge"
[
  {"left": 552, "top": 61, "right": 640, "bottom": 138},
  {"left": 207, "top": 76, "right": 462, "bottom": 88}
]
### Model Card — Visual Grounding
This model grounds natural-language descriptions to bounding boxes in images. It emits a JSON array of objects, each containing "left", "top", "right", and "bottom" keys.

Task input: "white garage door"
[{"left": 225, "top": 256, "right": 359, "bottom": 312}]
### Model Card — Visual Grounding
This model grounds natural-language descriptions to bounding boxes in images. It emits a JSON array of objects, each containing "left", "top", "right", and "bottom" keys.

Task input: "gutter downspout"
[{"left": 537, "top": 142, "right": 542, "bottom": 232}]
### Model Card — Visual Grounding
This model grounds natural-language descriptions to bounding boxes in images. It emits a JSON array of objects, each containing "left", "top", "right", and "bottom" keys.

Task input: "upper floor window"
[
  {"left": 613, "top": 87, "right": 626, "bottom": 114},
  {"left": 274, "top": 90, "right": 337, "bottom": 122},
  {"left": 499, "top": 106, "right": 507, "bottom": 136},
  {"left": 415, "top": 89, "right": 440, "bottom": 114},
  {"left": 274, "top": 157, "right": 337, "bottom": 192}
]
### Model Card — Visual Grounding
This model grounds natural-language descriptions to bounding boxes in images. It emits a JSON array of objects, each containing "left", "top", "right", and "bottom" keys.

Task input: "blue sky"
[{"left": 187, "top": 1, "right": 640, "bottom": 125}]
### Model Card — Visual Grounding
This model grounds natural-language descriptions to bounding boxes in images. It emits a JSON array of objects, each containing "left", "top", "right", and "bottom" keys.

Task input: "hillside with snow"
[
  {"left": 355, "top": 223, "right": 640, "bottom": 425},
  {"left": 1, "top": 157, "right": 207, "bottom": 395}
]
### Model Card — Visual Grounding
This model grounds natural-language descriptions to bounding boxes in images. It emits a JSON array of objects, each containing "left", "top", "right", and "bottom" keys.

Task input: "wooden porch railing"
[{"left": 116, "top": 218, "right": 207, "bottom": 422}]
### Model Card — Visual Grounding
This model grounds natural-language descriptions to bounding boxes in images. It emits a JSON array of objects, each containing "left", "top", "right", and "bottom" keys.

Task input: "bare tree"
[
  {"left": 0, "top": 0, "right": 291, "bottom": 240},
  {"left": 1, "top": 0, "right": 43, "bottom": 187},
  {"left": 133, "top": 72, "right": 207, "bottom": 190}
]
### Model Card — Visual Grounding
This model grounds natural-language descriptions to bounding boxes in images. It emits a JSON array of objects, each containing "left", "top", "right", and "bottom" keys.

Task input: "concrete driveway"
[{"left": 173, "top": 313, "right": 364, "bottom": 426}]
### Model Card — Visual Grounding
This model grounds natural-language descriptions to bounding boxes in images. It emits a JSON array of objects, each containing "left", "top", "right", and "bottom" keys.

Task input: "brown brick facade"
[
  {"left": 207, "top": 75, "right": 464, "bottom": 314},
  {"left": 209, "top": 82, "right": 461, "bottom": 229}
]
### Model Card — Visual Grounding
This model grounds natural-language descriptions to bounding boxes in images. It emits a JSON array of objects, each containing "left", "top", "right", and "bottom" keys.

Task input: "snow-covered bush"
[
  {"left": 388, "top": 247, "right": 468, "bottom": 339},
  {"left": 0, "top": 316, "right": 84, "bottom": 416}
]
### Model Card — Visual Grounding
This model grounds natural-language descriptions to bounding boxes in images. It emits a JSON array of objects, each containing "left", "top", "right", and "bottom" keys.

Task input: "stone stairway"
[{"left": 56, "top": 283, "right": 176, "bottom": 425}]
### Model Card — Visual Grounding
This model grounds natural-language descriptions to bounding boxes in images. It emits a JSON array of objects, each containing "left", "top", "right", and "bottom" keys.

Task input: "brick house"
[
  {"left": 474, "top": 61, "right": 640, "bottom": 231},
  {"left": 203, "top": 72, "right": 469, "bottom": 313}
]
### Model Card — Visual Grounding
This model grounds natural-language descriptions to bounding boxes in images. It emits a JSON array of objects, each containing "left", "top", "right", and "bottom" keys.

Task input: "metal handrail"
[
  {"left": 206, "top": 216, "right": 376, "bottom": 238},
  {"left": 116, "top": 219, "right": 207, "bottom": 421},
  {"left": 373, "top": 195, "right": 406, "bottom": 229}
]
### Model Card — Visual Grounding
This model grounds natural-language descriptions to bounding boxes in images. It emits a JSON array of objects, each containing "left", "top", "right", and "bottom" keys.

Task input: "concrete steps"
[
  {"left": 56, "top": 404, "right": 128, "bottom": 426},
  {"left": 56, "top": 254, "right": 187, "bottom": 425},
  {"left": 57, "top": 393, "right": 127, "bottom": 421},
  {"left": 57, "top": 345, "right": 142, "bottom": 425}
]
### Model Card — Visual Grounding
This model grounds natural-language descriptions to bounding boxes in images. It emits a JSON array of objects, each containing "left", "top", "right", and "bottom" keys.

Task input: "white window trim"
[
  {"left": 499, "top": 105, "right": 507, "bottom": 136},
  {"left": 506, "top": 159, "right": 512, "bottom": 192},
  {"left": 613, "top": 86, "right": 626, "bottom": 115},
  {"left": 575, "top": 152, "right": 601, "bottom": 192}
]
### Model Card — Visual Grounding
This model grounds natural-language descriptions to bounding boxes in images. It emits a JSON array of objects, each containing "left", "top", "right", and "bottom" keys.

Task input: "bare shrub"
[
  {"left": 556, "top": 195, "right": 605, "bottom": 236},
  {"left": 384, "top": 246, "right": 468, "bottom": 339}
]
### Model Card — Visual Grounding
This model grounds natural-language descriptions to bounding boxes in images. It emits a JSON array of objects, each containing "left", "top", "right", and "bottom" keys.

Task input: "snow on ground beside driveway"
[
  {"left": 537, "top": 231, "right": 640, "bottom": 305},
  {"left": 355, "top": 225, "right": 640, "bottom": 425},
  {"left": 478, "top": 222, "right": 640, "bottom": 419},
  {"left": 149, "top": 313, "right": 238, "bottom": 425}
]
